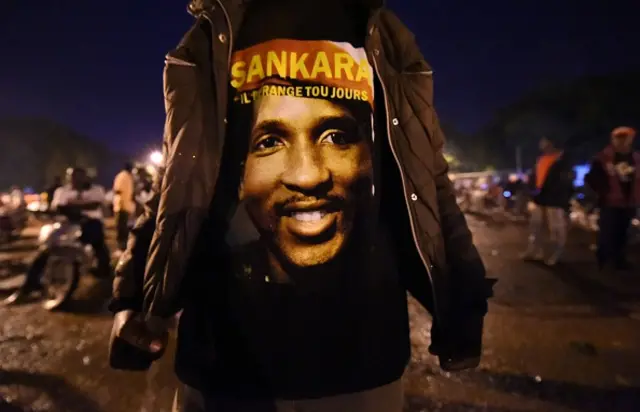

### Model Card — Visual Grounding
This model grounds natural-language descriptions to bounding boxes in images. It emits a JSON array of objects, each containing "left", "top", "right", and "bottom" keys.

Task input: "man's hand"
[
  {"left": 429, "top": 311, "right": 487, "bottom": 373},
  {"left": 108, "top": 310, "right": 168, "bottom": 370}
]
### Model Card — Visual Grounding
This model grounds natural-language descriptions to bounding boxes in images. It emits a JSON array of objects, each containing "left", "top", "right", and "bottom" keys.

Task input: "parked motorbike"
[{"left": 25, "top": 212, "right": 95, "bottom": 310}]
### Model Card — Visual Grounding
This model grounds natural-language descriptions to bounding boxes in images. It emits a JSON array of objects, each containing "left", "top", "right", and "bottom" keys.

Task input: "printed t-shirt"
[{"left": 203, "top": 0, "right": 410, "bottom": 400}]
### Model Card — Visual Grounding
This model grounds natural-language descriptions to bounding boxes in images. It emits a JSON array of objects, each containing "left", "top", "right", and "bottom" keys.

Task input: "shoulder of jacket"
[
  {"left": 374, "top": 8, "right": 410, "bottom": 37},
  {"left": 373, "top": 9, "right": 433, "bottom": 70},
  {"left": 166, "top": 17, "right": 213, "bottom": 65}
]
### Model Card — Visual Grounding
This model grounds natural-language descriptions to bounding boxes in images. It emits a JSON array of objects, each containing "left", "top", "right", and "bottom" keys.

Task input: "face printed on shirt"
[{"left": 239, "top": 94, "right": 373, "bottom": 270}]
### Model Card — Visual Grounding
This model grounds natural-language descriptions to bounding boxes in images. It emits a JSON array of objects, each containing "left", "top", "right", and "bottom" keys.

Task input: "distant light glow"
[
  {"left": 149, "top": 151, "right": 163, "bottom": 166},
  {"left": 503, "top": 190, "right": 512, "bottom": 198},
  {"left": 573, "top": 164, "right": 590, "bottom": 187}
]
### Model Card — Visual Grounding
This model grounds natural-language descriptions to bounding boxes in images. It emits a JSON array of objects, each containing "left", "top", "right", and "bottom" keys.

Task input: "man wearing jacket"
[
  {"left": 586, "top": 126, "right": 639, "bottom": 272},
  {"left": 521, "top": 137, "right": 574, "bottom": 266},
  {"left": 108, "top": 1, "right": 493, "bottom": 410}
]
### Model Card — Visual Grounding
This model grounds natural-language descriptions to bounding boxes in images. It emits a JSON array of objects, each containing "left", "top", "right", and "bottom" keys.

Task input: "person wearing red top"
[{"left": 586, "top": 126, "right": 640, "bottom": 272}]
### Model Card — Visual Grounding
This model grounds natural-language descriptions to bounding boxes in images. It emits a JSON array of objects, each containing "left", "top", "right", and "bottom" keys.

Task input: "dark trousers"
[
  {"left": 173, "top": 379, "right": 404, "bottom": 412},
  {"left": 597, "top": 206, "right": 635, "bottom": 267},
  {"left": 81, "top": 219, "right": 111, "bottom": 275},
  {"left": 115, "top": 211, "right": 130, "bottom": 251}
]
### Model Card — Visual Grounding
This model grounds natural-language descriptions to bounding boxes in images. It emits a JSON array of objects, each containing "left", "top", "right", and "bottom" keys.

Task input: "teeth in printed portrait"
[{"left": 292, "top": 211, "right": 326, "bottom": 222}]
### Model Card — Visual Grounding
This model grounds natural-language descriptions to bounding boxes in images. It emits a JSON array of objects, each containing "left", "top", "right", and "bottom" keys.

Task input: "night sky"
[{"left": 1, "top": 0, "right": 639, "bottom": 158}]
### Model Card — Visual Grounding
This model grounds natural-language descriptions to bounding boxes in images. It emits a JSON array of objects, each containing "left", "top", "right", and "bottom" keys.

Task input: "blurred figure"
[
  {"left": 504, "top": 174, "right": 528, "bottom": 216},
  {"left": 521, "top": 137, "right": 574, "bottom": 266},
  {"left": 586, "top": 126, "right": 640, "bottom": 272},
  {"left": 45, "top": 176, "right": 62, "bottom": 211},
  {"left": 113, "top": 162, "right": 135, "bottom": 252},
  {"left": 485, "top": 176, "right": 503, "bottom": 209},
  {"left": 5, "top": 168, "right": 111, "bottom": 304},
  {"left": 9, "top": 185, "right": 25, "bottom": 209},
  {"left": 133, "top": 166, "right": 154, "bottom": 216},
  {"left": 135, "top": 178, "right": 154, "bottom": 209}
]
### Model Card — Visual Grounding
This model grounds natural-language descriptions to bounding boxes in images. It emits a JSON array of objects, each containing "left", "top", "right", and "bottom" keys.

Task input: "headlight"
[{"left": 38, "top": 223, "right": 57, "bottom": 243}]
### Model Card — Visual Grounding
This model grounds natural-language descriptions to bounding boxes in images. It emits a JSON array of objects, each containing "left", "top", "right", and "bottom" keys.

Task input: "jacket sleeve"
[
  {"left": 109, "top": 20, "right": 209, "bottom": 316},
  {"left": 427, "top": 106, "right": 492, "bottom": 365},
  {"left": 432, "top": 126, "right": 493, "bottom": 320},
  {"left": 142, "top": 19, "right": 218, "bottom": 319},
  {"left": 383, "top": 10, "right": 493, "bottom": 364},
  {"left": 389, "top": 10, "right": 491, "bottom": 309},
  {"left": 109, "top": 194, "right": 159, "bottom": 313}
]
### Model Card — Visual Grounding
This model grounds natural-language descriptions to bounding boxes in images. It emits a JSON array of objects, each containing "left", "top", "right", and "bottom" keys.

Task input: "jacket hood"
[{"left": 188, "top": 0, "right": 384, "bottom": 16}]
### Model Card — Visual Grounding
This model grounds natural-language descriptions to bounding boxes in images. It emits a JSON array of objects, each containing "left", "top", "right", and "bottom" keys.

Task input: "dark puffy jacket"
[{"left": 110, "top": 0, "right": 493, "bottom": 370}]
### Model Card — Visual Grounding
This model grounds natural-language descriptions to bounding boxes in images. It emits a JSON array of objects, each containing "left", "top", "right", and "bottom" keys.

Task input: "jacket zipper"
[
  {"left": 370, "top": 47, "right": 441, "bottom": 322},
  {"left": 213, "top": 0, "right": 233, "bottom": 66}
]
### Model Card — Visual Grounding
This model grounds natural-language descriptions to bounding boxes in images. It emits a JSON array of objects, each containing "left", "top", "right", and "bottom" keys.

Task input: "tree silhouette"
[
  {"left": 474, "top": 70, "right": 640, "bottom": 169},
  {"left": 0, "top": 117, "right": 127, "bottom": 190}
]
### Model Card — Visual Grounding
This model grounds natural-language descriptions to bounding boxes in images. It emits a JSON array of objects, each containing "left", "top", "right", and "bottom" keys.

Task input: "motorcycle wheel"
[{"left": 41, "top": 257, "right": 80, "bottom": 311}]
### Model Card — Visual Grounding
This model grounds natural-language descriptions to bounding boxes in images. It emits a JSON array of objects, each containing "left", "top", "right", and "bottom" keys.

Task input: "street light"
[{"left": 149, "top": 150, "right": 163, "bottom": 166}]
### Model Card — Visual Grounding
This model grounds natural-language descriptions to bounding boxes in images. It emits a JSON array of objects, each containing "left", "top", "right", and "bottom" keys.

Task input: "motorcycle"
[{"left": 26, "top": 212, "right": 95, "bottom": 310}]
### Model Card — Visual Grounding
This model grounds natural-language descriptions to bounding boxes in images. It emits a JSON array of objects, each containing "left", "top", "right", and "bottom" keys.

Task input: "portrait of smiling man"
[
  {"left": 108, "top": 0, "right": 494, "bottom": 411},
  {"left": 236, "top": 86, "right": 374, "bottom": 280}
]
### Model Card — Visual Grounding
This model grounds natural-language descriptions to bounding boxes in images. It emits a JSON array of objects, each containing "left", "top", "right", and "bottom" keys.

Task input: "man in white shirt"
[
  {"left": 112, "top": 162, "right": 136, "bottom": 251},
  {"left": 51, "top": 168, "right": 110, "bottom": 274},
  {"left": 5, "top": 168, "right": 111, "bottom": 305}
]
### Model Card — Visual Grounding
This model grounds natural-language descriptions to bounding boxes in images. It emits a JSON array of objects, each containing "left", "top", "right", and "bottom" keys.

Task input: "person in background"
[
  {"left": 113, "top": 162, "right": 135, "bottom": 252},
  {"left": 9, "top": 185, "right": 25, "bottom": 209},
  {"left": 135, "top": 179, "right": 154, "bottom": 210},
  {"left": 45, "top": 176, "right": 62, "bottom": 211},
  {"left": 5, "top": 168, "right": 111, "bottom": 304},
  {"left": 133, "top": 166, "right": 154, "bottom": 217},
  {"left": 521, "top": 137, "right": 574, "bottom": 266},
  {"left": 585, "top": 126, "right": 639, "bottom": 272}
]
